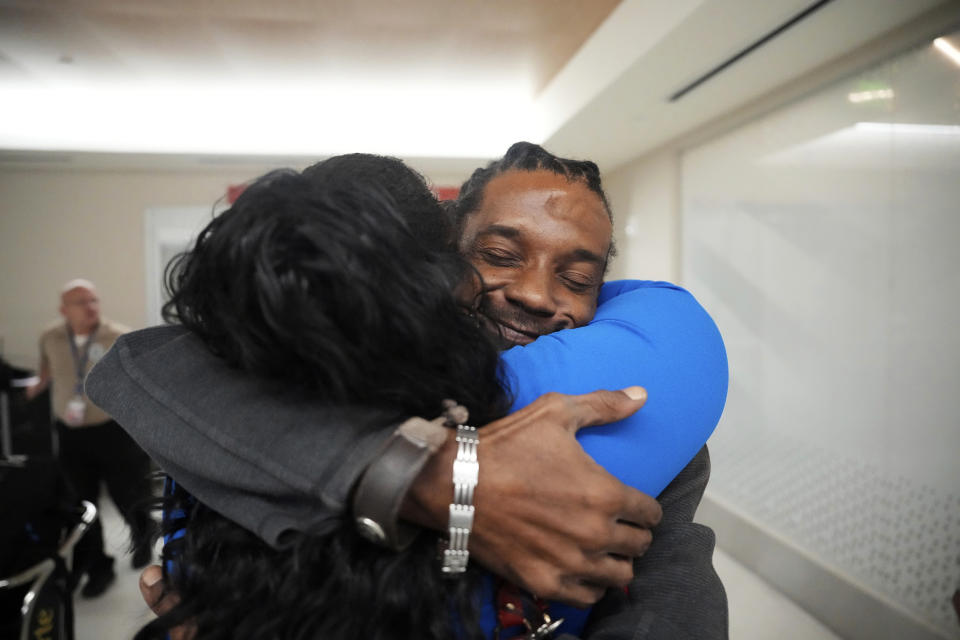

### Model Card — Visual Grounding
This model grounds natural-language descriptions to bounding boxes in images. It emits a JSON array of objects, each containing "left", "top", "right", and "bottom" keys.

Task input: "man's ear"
[{"left": 603, "top": 236, "right": 617, "bottom": 275}]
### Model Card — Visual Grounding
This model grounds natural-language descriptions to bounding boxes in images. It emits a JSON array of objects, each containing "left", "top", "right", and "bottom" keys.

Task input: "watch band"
[
  {"left": 352, "top": 415, "right": 449, "bottom": 551},
  {"left": 441, "top": 424, "right": 478, "bottom": 574}
]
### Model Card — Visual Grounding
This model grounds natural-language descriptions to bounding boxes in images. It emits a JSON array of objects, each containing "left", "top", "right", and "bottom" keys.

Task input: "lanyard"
[{"left": 67, "top": 324, "right": 99, "bottom": 395}]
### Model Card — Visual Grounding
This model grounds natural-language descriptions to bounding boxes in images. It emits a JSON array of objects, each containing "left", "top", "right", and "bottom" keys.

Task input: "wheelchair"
[
  {"left": 0, "top": 497, "right": 96, "bottom": 640},
  {"left": 1, "top": 358, "right": 97, "bottom": 640}
]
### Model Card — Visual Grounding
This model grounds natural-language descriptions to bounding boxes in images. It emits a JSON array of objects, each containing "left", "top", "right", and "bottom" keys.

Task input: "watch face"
[{"left": 355, "top": 516, "right": 387, "bottom": 544}]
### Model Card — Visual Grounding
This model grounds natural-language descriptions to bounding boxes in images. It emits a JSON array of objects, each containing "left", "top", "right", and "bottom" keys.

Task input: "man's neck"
[{"left": 69, "top": 321, "right": 98, "bottom": 337}]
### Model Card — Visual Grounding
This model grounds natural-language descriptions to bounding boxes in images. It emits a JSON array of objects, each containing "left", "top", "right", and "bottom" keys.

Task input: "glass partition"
[{"left": 683, "top": 30, "right": 960, "bottom": 636}]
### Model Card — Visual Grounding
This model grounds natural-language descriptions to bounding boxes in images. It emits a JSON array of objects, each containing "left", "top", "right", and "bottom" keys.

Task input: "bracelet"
[{"left": 441, "top": 424, "right": 478, "bottom": 574}]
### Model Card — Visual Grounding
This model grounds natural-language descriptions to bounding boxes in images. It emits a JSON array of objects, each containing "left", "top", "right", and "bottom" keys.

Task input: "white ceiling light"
[
  {"left": 853, "top": 122, "right": 960, "bottom": 136},
  {"left": 933, "top": 37, "right": 960, "bottom": 67},
  {"left": 762, "top": 122, "right": 960, "bottom": 170},
  {"left": 0, "top": 80, "right": 539, "bottom": 158},
  {"left": 847, "top": 88, "right": 894, "bottom": 103}
]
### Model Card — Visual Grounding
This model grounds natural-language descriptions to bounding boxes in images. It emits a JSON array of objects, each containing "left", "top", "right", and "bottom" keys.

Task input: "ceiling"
[
  {"left": 0, "top": 0, "right": 618, "bottom": 93},
  {"left": 0, "top": 0, "right": 957, "bottom": 176}
]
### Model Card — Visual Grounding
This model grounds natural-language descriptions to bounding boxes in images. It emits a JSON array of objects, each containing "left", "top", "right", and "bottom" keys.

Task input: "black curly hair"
[
  {"left": 142, "top": 154, "right": 508, "bottom": 640},
  {"left": 162, "top": 155, "right": 503, "bottom": 421}
]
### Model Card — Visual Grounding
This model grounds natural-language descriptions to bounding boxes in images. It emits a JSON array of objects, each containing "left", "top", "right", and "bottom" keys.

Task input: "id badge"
[{"left": 65, "top": 395, "right": 87, "bottom": 426}]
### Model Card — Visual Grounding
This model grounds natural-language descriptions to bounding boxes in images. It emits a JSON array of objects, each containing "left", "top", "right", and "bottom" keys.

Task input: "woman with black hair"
[
  {"left": 101, "top": 158, "right": 507, "bottom": 640},
  {"left": 87, "top": 150, "right": 727, "bottom": 639}
]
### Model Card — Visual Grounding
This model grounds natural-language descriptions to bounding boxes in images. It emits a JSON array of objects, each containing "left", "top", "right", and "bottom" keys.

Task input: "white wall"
[
  {"left": 604, "top": 148, "right": 681, "bottom": 283},
  {"left": 0, "top": 167, "right": 272, "bottom": 368},
  {"left": 0, "top": 162, "right": 472, "bottom": 370}
]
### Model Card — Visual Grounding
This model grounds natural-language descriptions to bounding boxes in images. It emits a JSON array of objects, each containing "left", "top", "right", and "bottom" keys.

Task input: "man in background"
[{"left": 27, "top": 279, "right": 155, "bottom": 598}]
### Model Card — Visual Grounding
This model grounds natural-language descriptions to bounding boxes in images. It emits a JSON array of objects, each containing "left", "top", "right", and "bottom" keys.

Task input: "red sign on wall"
[
  {"left": 226, "top": 184, "right": 247, "bottom": 204},
  {"left": 433, "top": 186, "right": 460, "bottom": 201}
]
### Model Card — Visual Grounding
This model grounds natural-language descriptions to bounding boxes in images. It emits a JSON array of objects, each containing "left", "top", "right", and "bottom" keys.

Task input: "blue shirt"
[{"left": 480, "top": 280, "right": 728, "bottom": 636}]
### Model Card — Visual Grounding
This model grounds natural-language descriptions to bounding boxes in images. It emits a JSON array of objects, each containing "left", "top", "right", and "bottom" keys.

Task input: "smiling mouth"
[{"left": 479, "top": 313, "right": 541, "bottom": 346}]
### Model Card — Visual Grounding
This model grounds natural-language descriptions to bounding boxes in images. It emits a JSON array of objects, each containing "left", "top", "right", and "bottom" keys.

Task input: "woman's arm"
[
  {"left": 500, "top": 280, "right": 728, "bottom": 498},
  {"left": 496, "top": 281, "right": 728, "bottom": 638},
  {"left": 85, "top": 325, "right": 400, "bottom": 547}
]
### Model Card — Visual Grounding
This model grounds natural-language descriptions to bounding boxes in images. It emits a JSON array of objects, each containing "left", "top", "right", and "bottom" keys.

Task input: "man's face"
[
  {"left": 60, "top": 287, "right": 101, "bottom": 334},
  {"left": 458, "top": 169, "right": 612, "bottom": 348}
]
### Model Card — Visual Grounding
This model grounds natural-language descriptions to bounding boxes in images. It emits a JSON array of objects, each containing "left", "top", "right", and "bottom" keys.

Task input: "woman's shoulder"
[
  {"left": 596, "top": 279, "right": 701, "bottom": 318},
  {"left": 598, "top": 278, "right": 687, "bottom": 301},
  {"left": 591, "top": 280, "right": 721, "bottom": 342}
]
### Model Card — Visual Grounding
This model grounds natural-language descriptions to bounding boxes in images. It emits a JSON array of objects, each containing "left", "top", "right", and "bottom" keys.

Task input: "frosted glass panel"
[{"left": 683, "top": 33, "right": 960, "bottom": 636}]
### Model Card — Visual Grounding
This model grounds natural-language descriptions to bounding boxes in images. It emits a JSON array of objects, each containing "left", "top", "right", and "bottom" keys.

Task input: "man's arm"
[
  {"left": 88, "top": 326, "right": 663, "bottom": 603},
  {"left": 25, "top": 348, "right": 50, "bottom": 401},
  {"left": 136, "top": 389, "right": 665, "bottom": 628},
  {"left": 403, "top": 388, "right": 663, "bottom": 607},
  {"left": 582, "top": 446, "right": 728, "bottom": 640}
]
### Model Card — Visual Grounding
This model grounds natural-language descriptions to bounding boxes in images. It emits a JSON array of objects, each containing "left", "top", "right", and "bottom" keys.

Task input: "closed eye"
[
  {"left": 478, "top": 248, "right": 522, "bottom": 267},
  {"left": 560, "top": 272, "right": 598, "bottom": 294}
]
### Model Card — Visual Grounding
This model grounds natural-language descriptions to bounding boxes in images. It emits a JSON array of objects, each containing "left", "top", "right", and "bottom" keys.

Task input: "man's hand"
[
  {"left": 402, "top": 387, "right": 662, "bottom": 607},
  {"left": 24, "top": 369, "right": 49, "bottom": 401}
]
